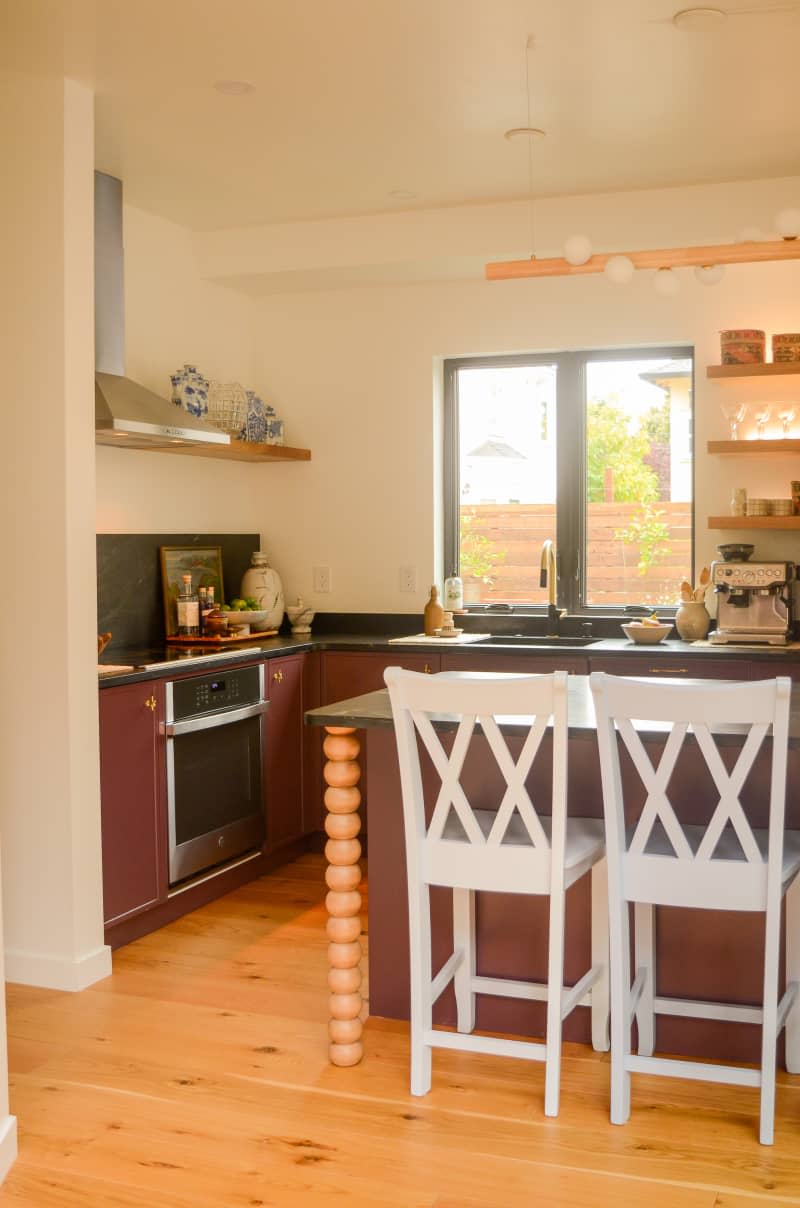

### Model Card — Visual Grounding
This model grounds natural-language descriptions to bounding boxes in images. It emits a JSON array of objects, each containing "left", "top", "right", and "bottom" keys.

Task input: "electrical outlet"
[
  {"left": 399, "top": 565, "right": 417, "bottom": 593},
  {"left": 313, "top": 565, "right": 332, "bottom": 593}
]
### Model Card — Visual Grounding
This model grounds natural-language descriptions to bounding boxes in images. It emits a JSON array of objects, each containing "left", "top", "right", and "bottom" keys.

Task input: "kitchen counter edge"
[{"left": 97, "top": 633, "right": 800, "bottom": 688}]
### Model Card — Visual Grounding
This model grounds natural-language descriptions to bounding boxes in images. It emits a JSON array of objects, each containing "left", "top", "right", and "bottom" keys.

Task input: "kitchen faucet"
[{"left": 539, "top": 539, "right": 565, "bottom": 635}]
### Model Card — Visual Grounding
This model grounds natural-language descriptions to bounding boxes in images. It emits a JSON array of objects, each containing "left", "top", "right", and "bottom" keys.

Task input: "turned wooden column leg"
[{"left": 323, "top": 725, "right": 363, "bottom": 1067}]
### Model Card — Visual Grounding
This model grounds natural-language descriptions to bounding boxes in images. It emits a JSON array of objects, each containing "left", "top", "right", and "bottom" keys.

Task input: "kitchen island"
[{"left": 307, "top": 673, "right": 800, "bottom": 1068}]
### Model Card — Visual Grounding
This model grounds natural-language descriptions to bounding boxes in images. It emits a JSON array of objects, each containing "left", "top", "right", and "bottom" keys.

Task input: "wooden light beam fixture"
[{"left": 485, "top": 238, "right": 800, "bottom": 281}]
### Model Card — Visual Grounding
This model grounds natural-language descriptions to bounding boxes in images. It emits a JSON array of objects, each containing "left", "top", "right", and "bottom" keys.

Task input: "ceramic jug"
[
  {"left": 240, "top": 551, "right": 285, "bottom": 630},
  {"left": 675, "top": 600, "right": 710, "bottom": 641}
]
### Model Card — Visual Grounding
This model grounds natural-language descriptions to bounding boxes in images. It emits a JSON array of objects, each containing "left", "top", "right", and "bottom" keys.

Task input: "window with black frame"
[{"left": 443, "top": 347, "right": 694, "bottom": 614}]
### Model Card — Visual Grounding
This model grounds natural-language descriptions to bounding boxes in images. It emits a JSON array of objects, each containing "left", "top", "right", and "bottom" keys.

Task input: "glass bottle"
[
  {"left": 176, "top": 574, "right": 200, "bottom": 637},
  {"left": 198, "top": 587, "right": 212, "bottom": 635},
  {"left": 444, "top": 572, "right": 464, "bottom": 611}
]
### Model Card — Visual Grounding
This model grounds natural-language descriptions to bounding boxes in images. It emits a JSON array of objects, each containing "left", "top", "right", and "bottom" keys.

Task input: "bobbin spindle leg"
[{"left": 323, "top": 725, "right": 363, "bottom": 1067}]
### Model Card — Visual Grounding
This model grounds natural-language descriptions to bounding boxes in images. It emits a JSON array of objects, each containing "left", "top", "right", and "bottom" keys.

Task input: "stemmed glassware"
[
  {"left": 751, "top": 403, "right": 772, "bottom": 439},
  {"left": 720, "top": 400, "right": 746, "bottom": 440},
  {"left": 777, "top": 405, "right": 796, "bottom": 437}
]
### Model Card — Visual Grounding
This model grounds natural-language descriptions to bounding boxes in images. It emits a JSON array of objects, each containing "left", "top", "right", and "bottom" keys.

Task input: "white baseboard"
[
  {"left": 4, "top": 943, "right": 112, "bottom": 991},
  {"left": 0, "top": 1115, "right": 17, "bottom": 1183}
]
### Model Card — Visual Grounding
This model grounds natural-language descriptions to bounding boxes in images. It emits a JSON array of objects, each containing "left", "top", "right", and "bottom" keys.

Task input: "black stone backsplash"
[{"left": 97, "top": 533, "right": 259, "bottom": 646}]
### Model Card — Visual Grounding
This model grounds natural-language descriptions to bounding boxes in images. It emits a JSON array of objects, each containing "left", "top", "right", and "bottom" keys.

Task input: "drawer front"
[{"left": 589, "top": 655, "right": 751, "bottom": 680}]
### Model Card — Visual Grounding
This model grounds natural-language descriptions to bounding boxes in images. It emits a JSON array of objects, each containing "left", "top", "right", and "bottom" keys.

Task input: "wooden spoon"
[{"left": 680, "top": 580, "right": 693, "bottom": 601}]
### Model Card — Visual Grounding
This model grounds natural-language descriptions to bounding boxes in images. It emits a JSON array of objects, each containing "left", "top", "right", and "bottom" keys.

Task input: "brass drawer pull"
[
  {"left": 144, "top": 695, "right": 157, "bottom": 711},
  {"left": 424, "top": 663, "right": 433, "bottom": 674},
  {"left": 272, "top": 669, "right": 284, "bottom": 684},
  {"left": 650, "top": 667, "right": 688, "bottom": 674}
]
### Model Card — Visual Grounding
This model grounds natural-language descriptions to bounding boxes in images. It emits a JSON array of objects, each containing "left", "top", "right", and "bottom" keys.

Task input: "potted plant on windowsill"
[{"left": 460, "top": 515, "right": 506, "bottom": 603}]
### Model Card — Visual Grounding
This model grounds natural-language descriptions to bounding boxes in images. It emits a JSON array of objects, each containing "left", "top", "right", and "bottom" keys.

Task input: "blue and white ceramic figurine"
[
  {"left": 170, "top": 364, "right": 209, "bottom": 418},
  {"left": 238, "top": 390, "right": 268, "bottom": 443}
]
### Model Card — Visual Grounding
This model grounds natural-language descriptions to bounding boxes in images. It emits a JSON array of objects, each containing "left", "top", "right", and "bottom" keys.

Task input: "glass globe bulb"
[
  {"left": 654, "top": 268, "right": 680, "bottom": 297},
  {"left": 694, "top": 264, "right": 725, "bottom": 286},
  {"left": 604, "top": 254, "right": 635, "bottom": 285},
  {"left": 775, "top": 208, "right": 800, "bottom": 239},
  {"left": 563, "top": 234, "right": 592, "bottom": 266}
]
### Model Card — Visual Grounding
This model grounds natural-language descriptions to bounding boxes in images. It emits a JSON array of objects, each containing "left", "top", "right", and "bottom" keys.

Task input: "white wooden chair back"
[
  {"left": 384, "top": 668, "right": 569, "bottom": 895},
  {"left": 590, "top": 673, "right": 791, "bottom": 912}
]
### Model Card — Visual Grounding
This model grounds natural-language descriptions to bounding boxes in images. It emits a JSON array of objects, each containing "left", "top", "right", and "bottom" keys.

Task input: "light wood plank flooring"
[{"left": 4, "top": 853, "right": 800, "bottom": 1205}]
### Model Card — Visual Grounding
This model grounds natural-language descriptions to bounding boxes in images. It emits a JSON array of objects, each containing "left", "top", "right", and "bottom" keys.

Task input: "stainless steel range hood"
[{"left": 94, "top": 172, "right": 229, "bottom": 450}]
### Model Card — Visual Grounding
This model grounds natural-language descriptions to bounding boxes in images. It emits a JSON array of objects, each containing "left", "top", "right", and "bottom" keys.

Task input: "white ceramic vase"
[{"left": 240, "top": 552, "right": 285, "bottom": 630}]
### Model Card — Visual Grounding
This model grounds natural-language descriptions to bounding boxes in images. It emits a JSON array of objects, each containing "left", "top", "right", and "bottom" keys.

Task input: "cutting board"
[{"left": 388, "top": 633, "right": 491, "bottom": 646}]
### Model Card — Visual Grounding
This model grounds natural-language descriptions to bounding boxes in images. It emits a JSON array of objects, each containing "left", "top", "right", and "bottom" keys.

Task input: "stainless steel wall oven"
[{"left": 164, "top": 664, "right": 268, "bottom": 886}]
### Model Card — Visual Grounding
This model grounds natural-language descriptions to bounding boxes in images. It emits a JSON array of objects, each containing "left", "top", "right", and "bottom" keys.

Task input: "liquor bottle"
[
  {"left": 176, "top": 574, "right": 200, "bottom": 637},
  {"left": 198, "top": 587, "right": 212, "bottom": 635}
]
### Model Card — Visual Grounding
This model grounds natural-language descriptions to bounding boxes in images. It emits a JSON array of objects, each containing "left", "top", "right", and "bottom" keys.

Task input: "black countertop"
[
  {"left": 305, "top": 674, "right": 800, "bottom": 745},
  {"left": 97, "top": 629, "right": 800, "bottom": 688}
]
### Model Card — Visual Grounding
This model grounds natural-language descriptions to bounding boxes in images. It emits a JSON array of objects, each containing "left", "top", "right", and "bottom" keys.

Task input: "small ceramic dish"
[
  {"left": 434, "top": 627, "right": 463, "bottom": 639},
  {"left": 621, "top": 622, "right": 673, "bottom": 645}
]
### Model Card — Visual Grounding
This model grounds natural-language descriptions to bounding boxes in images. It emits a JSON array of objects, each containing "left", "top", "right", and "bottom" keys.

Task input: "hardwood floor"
[{"left": 4, "top": 853, "right": 800, "bottom": 1206}]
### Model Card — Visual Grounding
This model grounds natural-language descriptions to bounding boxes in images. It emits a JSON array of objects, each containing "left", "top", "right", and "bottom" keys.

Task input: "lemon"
[{"left": 230, "top": 598, "right": 247, "bottom": 611}]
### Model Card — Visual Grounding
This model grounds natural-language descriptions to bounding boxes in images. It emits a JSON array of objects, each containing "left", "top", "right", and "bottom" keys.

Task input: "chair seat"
[
  {"left": 430, "top": 811, "right": 605, "bottom": 893},
  {"left": 630, "top": 823, "right": 800, "bottom": 886}
]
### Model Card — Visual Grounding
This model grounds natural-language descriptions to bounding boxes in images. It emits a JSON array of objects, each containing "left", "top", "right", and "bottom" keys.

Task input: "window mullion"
[{"left": 555, "top": 353, "right": 584, "bottom": 615}]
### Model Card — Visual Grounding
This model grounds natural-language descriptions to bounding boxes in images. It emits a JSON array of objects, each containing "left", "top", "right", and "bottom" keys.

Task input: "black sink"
[{"left": 480, "top": 634, "right": 601, "bottom": 647}]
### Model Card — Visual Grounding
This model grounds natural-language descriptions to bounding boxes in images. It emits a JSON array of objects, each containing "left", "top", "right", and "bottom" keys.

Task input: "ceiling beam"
[{"left": 485, "top": 239, "right": 800, "bottom": 281}]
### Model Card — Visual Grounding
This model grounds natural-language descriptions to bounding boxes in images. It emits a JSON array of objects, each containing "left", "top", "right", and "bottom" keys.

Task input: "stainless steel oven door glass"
[{"left": 164, "top": 663, "right": 268, "bottom": 886}]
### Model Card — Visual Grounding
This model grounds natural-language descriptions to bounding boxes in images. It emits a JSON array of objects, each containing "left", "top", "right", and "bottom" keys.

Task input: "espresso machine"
[{"left": 710, "top": 558, "right": 796, "bottom": 645}]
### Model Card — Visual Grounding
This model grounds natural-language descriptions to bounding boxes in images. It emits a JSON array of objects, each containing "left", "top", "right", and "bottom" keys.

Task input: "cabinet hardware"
[
  {"left": 144, "top": 695, "right": 157, "bottom": 711},
  {"left": 272, "top": 669, "right": 284, "bottom": 684},
  {"left": 650, "top": 667, "right": 688, "bottom": 674},
  {"left": 424, "top": 663, "right": 433, "bottom": 674}
]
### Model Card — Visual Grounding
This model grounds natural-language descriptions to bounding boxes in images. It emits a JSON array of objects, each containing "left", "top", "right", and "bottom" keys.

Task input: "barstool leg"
[
  {"left": 609, "top": 893, "right": 632, "bottom": 1124},
  {"left": 759, "top": 898, "right": 782, "bottom": 1145},
  {"left": 591, "top": 858, "right": 610, "bottom": 1052},
  {"left": 544, "top": 886, "right": 566, "bottom": 1117},
  {"left": 453, "top": 887, "right": 476, "bottom": 1033},
  {"left": 634, "top": 902, "right": 656, "bottom": 1058},
  {"left": 409, "top": 879, "right": 433, "bottom": 1096},
  {"left": 785, "top": 876, "right": 800, "bottom": 1075}
]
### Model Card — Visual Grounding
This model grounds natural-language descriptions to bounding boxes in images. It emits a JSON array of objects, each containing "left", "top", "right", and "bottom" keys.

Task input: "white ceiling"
[{"left": 54, "top": 0, "right": 800, "bottom": 231}]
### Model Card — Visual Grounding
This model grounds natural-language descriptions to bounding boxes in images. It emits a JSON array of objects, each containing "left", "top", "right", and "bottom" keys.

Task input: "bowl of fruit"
[
  {"left": 621, "top": 615, "right": 673, "bottom": 645},
  {"left": 218, "top": 597, "right": 270, "bottom": 631}
]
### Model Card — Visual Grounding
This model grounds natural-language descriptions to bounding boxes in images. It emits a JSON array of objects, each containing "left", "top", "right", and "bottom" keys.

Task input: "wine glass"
[
  {"left": 720, "top": 400, "right": 746, "bottom": 440},
  {"left": 777, "top": 405, "right": 796, "bottom": 437},
  {"left": 751, "top": 403, "right": 772, "bottom": 439}
]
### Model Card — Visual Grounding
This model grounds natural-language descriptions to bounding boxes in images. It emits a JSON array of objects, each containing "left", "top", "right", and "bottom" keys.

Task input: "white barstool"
[
  {"left": 591, "top": 671, "right": 800, "bottom": 1144},
  {"left": 384, "top": 667, "right": 609, "bottom": 1116}
]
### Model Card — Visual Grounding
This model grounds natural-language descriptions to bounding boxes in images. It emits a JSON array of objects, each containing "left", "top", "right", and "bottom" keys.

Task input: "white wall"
[
  {"left": 95, "top": 204, "right": 272, "bottom": 539},
  {"left": 102, "top": 177, "right": 800, "bottom": 615},
  {"left": 245, "top": 259, "right": 800, "bottom": 612}
]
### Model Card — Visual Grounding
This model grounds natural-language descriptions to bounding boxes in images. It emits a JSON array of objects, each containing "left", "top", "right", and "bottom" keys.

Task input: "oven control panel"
[{"left": 169, "top": 663, "right": 263, "bottom": 721}]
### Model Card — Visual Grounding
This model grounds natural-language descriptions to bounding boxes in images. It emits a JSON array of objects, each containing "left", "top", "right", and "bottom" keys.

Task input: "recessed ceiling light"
[
  {"left": 504, "top": 127, "right": 546, "bottom": 142},
  {"left": 672, "top": 7, "right": 726, "bottom": 32},
  {"left": 213, "top": 79, "right": 255, "bottom": 96}
]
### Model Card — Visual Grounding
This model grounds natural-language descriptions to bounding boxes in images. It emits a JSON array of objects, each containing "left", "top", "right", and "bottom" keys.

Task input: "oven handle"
[{"left": 161, "top": 700, "right": 270, "bottom": 737}]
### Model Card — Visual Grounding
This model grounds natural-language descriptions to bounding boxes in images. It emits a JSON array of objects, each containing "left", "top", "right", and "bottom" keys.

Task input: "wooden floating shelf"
[
  {"left": 98, "top": 440, "right": 311, "bottom": 463},
  {"left": 707, "top": 439, "right": 800, "bottom": 454},
  {"left": 707, "top": 363, "right": 800, "bottom": 379},
  {"left": 708, "top": 516, "right": 800, "bottom": 530}
]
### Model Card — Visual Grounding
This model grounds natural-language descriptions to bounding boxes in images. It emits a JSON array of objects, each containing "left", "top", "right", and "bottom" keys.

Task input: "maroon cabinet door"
[
  {"left": 589, "top": 654, "right": 752, "bottom": 680},
  {"left": 98, "top": 681, "right": 167, "bottom": 927},
  {"left": 440, "top": 652, "right": 589, "bottom": 675},
  {"left": 264, "top": 654, "right": 305, "bottom": 851},
  {"left": 321, "top": 652, "right": 441, "bottom": 836}
]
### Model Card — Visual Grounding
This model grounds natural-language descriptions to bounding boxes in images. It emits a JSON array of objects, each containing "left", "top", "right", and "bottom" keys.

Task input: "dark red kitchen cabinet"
[
  {"left": 589, "top": 654, "right": 752, "bottom": 680},
  {"left": 302, "top": 651, "right": 324, "bottom": 833},
  {"left": 440, "top": 651, "right": 589, "bottom": 675},
  {"left": 264, "top": 654, "right": 306, "bottom": 851},
  {"left": 321, "top": 652, "right": 440, "bottom": 836},
  {"left": 98, "top": 681, "right": 167, "bottom": 929}
]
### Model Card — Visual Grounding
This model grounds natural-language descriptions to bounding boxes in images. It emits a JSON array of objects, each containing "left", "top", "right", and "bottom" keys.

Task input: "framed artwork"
[{"left": 160, "top": 545, "right": 224, "bottom": 636}]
